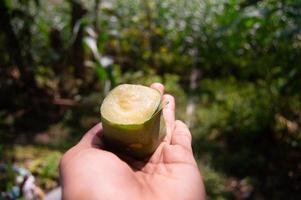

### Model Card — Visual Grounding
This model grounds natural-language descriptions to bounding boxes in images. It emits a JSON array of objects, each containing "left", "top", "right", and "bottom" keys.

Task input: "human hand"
[{"left": 59, "top": 83, "right": 206, "bottom": 200}]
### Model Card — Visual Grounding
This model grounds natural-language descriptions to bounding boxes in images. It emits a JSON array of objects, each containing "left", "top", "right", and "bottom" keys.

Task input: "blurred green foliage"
[{"left": 0, "top": 0, "right": 301, "bottom": 199}]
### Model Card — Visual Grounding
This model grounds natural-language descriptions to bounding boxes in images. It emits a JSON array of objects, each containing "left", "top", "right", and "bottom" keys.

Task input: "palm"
[{"left": 60, "top": 83, "right": 205, "bottom": 200}]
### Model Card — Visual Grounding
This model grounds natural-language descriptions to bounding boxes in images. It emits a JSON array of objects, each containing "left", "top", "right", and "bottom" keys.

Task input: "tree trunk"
[{"left": 70, "top": 0, "right": 87, "bottom": 79}]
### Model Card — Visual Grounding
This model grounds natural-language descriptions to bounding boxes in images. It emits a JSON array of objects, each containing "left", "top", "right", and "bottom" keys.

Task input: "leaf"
[
  {"left": 97, "top": 32, "right": 109, "bottom": 52},
  {"left": 85, "top": 26, "right": 97, "bottom": 38},
  {"left": 96, "top": 63, "right": 107, "bottom": 80},
  {"left": 84, "top": 36, "right": 102, "bottom": 62}
]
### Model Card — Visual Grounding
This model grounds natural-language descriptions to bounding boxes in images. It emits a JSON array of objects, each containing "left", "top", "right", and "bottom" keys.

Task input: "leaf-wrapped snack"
[{"left": 100, "top": 84, "right": 166, "bottom": 158}]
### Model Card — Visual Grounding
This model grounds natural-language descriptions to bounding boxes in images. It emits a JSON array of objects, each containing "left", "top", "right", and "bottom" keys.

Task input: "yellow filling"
[{"left": 101, "top": 84, "right": 161, "bottom": 124}]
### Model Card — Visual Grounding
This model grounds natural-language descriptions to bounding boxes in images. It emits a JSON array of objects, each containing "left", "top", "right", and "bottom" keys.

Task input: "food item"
[{"left": 100, "top": 84, "right": 166, "bottom": 158}]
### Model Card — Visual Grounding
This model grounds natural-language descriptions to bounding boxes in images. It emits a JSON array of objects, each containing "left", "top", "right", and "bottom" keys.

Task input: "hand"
[{"left": 59, "top": 83, "right": 206, "bottom": 200}]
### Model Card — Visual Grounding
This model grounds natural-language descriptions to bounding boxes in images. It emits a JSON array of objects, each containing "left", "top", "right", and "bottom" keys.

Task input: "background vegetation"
[{"left": 1, "top": 0, "right": 300, "bottom": 199}]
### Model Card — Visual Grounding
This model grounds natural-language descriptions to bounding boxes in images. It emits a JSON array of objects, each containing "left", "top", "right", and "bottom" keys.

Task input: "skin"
[{"left": 59, "top": 83, "right": 206, "bottom": 200}]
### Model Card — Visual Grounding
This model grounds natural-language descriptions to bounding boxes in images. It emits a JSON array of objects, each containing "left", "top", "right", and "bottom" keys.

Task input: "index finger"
[
  {"left": 150, "top": 82, "right": 164, "bottom": 95},
  {"left": 150, "top": 83, "right": 175, "bottom": 144},
  {"left": 162, "top": 94, "right": 175, "bottom": 143}
]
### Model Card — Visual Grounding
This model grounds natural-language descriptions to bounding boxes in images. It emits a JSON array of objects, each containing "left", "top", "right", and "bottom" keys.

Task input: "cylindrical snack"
[{"left": 100, "top": 84, "right": 166, "bottom": 158}]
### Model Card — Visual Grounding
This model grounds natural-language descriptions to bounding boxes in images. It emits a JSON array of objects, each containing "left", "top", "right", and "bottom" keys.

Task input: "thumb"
[{"left": 78, "top": 123, "right": 103, "bottom": 148}]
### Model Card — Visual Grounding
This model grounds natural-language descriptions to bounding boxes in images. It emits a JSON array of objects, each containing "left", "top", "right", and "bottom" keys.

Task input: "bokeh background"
[{"left": 0, "top": 0, "right": 300, "bottom": 199}]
